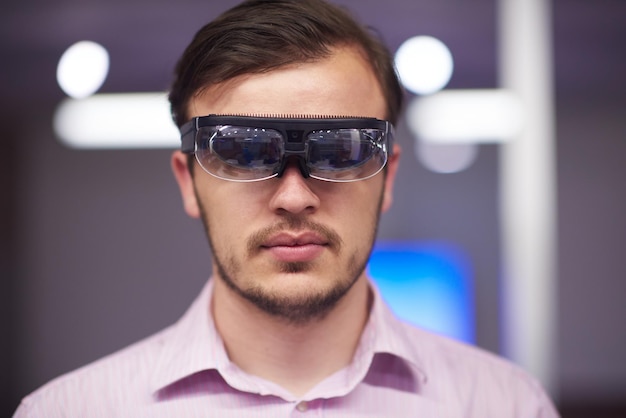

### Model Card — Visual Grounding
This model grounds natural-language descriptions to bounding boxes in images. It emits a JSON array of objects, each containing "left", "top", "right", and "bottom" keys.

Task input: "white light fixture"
[
  {"left": 57, "top": 41, "right": 110, "bottom": 99},
  {"left": 498, "top": 0, "right": 557, "bottom": 394},
  {"left": 416, "top": 142, "right": 479, "bottom": 174},
  {"left": 407, "top": 89, "right": 524, "bottom": 144},
  {"left": 394, "top": 36, "right": 454, "bottom": 95},
  {"left": 53, "top": 93, "right": 180, "bottom": 149}
]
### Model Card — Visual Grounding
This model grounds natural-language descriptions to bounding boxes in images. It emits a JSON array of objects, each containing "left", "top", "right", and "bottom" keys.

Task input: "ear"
[
  {"left": 381, "top": 144, "right": 401, "bottom": 213},
  {"left": 171, "top": 151, "right": 201, "bottom": 219}
]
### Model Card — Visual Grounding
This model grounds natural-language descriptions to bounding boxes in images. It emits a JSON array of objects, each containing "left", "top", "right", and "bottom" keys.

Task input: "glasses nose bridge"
[
  {"left": 275, "top": 128, "right": 310, "bottom": 178},
  {"left": 275, "top": 154, "right": 310, "bottom": 179}
]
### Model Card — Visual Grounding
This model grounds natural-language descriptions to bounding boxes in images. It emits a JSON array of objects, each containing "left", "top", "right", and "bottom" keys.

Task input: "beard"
[{"left": 194, "top": 186, "right": 383, "bottom": 325}]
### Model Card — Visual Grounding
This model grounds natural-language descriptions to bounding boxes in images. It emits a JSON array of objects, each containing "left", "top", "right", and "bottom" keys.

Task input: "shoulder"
[
  {"left": 399, "top": 321, "right": 520, "bottom": 379},
  {"left": 14, "top": 281, "right": 217, "bottom": 417},
  {"left": 396, "top": 322, "right": 559, "bottom": 416},
  {"left": 13, "top": 326, "right": 173, "bottom": 417}
]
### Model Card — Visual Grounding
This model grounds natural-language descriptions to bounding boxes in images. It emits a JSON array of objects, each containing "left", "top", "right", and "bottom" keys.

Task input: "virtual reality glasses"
[{"left": 180, "top": 115, "right": 394, "bottom": 182}]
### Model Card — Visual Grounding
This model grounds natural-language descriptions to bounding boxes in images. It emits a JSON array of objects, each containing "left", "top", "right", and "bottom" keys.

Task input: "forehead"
[{"left": 187, "top": 46, "right": 387, "bottom": 121}]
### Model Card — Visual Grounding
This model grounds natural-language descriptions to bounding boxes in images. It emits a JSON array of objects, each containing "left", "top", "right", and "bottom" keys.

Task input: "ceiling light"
[
  {"left": 57, "top": 41, "right": 110, "bottom": 99},
  {"left": 407, "top": 89, "right": 524, "bottom": 144},
  {"left": 53, "top": 93, "right": 179, "bottom": 149},
  {"left": 395, "top": 36, "right": 454, "bottom": 95}
]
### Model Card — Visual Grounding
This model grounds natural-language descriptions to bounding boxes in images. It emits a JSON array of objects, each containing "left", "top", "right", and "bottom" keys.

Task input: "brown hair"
[{"left": 168, "top": 0, "right": 404, "bottom": 127}]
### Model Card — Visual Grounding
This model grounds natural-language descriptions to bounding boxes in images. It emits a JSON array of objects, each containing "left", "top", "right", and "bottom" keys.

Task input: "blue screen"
[{"left": 367, "top": 241, "right": 475, "bottom": 343}]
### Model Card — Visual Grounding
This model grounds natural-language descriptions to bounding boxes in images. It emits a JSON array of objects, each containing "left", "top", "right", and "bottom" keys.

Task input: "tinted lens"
[
  {"left": 195, "top": 126, "right": 283, "bottom": 181},
  {"left": 307, "top": 129, "right": 387, "bottom": 181}
]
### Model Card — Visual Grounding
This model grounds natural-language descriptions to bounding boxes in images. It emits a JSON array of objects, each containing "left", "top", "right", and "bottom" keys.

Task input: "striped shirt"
[{"left": 14, "top": 279, "right": 559, "bottom": 417}]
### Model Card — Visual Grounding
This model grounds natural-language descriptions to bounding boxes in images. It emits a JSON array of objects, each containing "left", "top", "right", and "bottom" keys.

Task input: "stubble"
[{"left": 194, "top": 185, "right": 384, "bottom": 324}]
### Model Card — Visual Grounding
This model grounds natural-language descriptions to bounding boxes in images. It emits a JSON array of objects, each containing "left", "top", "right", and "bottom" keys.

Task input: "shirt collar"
[
  {"left": 150, "top": 278, "right": 428, "bottom": 395},
  {"left": 303, "top": 282, "right": 429, "bottom": 400},
  {"left": 149, "top": 279, "right": 228, "bottom": 393},
  {"left": 365, "top": 281, "right": 429, "bottom": 382}
]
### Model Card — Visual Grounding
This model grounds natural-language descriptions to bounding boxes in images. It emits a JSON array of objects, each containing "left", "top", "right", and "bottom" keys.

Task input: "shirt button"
[{"left": 296, "top": 401, "right": 308, "bottom": 412}]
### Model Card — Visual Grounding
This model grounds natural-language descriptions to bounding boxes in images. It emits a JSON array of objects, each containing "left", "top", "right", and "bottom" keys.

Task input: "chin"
[{"left": 243, "top": 280, "right": 351, "bottom": 324}]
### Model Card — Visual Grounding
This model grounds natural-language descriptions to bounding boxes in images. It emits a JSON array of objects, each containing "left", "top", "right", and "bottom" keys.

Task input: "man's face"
[{"left": 172, "top": 46, "right": 399, "bottom": 323}]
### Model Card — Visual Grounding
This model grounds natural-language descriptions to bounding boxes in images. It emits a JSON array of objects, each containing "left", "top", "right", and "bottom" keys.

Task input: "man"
[{"left": 15, "top": 0, "right": 559, "bottom": 416}]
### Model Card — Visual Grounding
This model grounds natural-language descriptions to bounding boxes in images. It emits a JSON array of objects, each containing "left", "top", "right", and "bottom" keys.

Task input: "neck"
[{"left": 212, "top": 275, "right": 371, "bottom": 397}]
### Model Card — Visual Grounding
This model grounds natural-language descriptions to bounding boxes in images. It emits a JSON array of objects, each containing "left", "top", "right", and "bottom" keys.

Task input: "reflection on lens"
[
  {"left": 307, "top": 129, "right": 387, "bottom": 181},
  {"left": 196, "top": 126, "right": 283, "bottom": 181},
  {"left": 191, "top": 124, "right": 390, "bottom": 182}
]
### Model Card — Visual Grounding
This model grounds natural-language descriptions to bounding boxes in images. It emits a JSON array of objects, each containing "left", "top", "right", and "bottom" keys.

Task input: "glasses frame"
[{"left": 179, "top": 114, "right": 394, "bottom": 183}]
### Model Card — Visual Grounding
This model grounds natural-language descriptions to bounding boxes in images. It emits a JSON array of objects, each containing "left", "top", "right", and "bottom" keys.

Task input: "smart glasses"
[{"left": 180, "top": 115, "right": 394, "bottom": 182}]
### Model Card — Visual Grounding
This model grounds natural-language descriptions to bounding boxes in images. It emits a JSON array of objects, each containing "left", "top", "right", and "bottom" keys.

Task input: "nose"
[{"left": 268, "top": 161, "right": 320, "bottom": 215}]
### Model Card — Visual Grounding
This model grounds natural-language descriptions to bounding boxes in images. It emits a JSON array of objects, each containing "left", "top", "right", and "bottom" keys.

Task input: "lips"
[
  {"left": 262, "top": 232, "right": 328, "bottom": 247},
  {"left": 261, "top": 232, "right": 328, "bottom": 263}
]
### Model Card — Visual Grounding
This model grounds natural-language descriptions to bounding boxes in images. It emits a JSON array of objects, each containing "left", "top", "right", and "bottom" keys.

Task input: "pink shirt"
[{"left": 15, "top": 279, "right": 559, "bottom": 417}]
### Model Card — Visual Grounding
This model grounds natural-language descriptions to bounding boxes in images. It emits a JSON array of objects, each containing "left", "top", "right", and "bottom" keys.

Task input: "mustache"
[{"left": 247, "top": 216, "right": 342, "bottom": 255}]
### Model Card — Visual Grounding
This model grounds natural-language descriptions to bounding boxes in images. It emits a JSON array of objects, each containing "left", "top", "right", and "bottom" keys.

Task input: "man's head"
[
  {"left": 170, "top": 0, "right": 402, "bottom": 324},
  {"left": 169, "top": 0, "right": 404, "bottom": 128}
]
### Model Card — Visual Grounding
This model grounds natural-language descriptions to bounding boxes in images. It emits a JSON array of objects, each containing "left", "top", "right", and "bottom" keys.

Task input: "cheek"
[
  {"left": 327, "top": 185, "right": 383, "bottom": 234},
  {"left": 196, "top": 184, "right": 268, "bottom": 236}
]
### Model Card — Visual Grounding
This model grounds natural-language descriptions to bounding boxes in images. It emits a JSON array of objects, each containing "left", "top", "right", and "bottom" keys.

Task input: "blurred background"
[{"left": 1, "top": 0, "right": 625, "bottom": 416}]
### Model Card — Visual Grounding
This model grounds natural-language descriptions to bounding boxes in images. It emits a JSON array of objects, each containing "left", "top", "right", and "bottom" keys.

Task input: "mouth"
[{"left": 260, "top": 232, "right": 329, "bottom": 263}]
